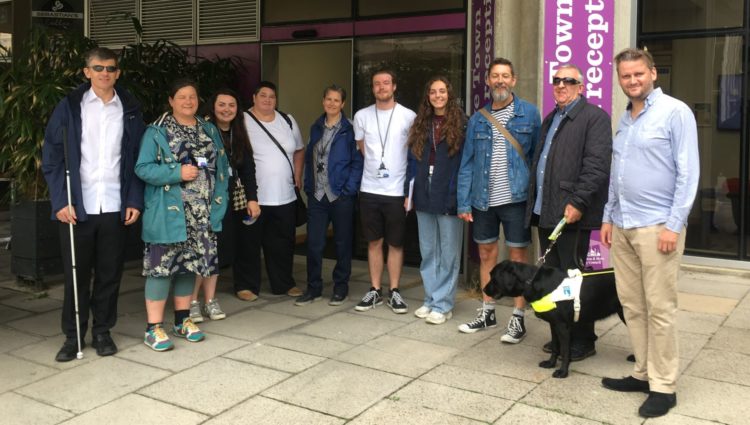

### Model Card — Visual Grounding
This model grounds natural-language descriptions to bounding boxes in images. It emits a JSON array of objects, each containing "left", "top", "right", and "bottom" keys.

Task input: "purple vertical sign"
[
  {"left": 470, "top": 0, "right": 494, "bottom": 114},
  {"left": 542, "top": 0, "right": 614, "bottom": 116},
  {"left": 543, "top": 0, "right": 614, "bottom": 269}
]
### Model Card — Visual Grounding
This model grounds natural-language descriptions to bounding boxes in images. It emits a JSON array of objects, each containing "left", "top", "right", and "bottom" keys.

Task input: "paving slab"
[
  {"left": 5, "top": 309, "right": 63, "bottom": 337},
  {"left": 446, "top": 338, "right": 556, "bottom": 383},
  {"left": 295, "top": 311, "right": 406, "bottom": 345},
  {"left": 0, "top": 292, "right": 63, "bottom": 313},
  {"left": 349, "top": 398, "right": 485, "bottom": 425},
  {"left": 677, "top": 276, "right": 749, "bottom": 299},
  {"left": 673, "top": 375, "right": 750, "bottom": 425},
  {"left": 139, "top": 357, "right": 289, "bottom": 415},
  {"left": 336, "top": 334, "right": 459, "bottom": 377},
  {"left": 263, "top": 359, "right": 410, "bottom": 419},
  {"left": 678, "top": 292, "right": 737, "bottom": 315},
  {"left": 0, "top": 303, "right": 32, "bottom": 321},
  {"left": 393, "top": 379, "right": 512, "bottom": 422},
  {"left": 204, "top": 396, "right": 344, "bottom": 425},
  {"left": 706, "top": 326, "right": 750, "bottom": 354},
  {"left": 117, "top": 332, "right": 247, "bottom": 372},
  {"left": 522, "top": 372, "right": 645, "bottom": 425},
  {"left": 389, "top": 314, "right": 494, "bottom": 350},
  {"left": 567, "top": 344, "right": 636, "bottom": 379},
  {"left": 115, "top": 290, "right": 147, "bottom": 315},
  {"left": 16, "top": 356, "right": 170, "bottom": 414},
  {"left": 10, "top": 333, "right": 140, "bottom": 370},
  {"left": 0, "top": 325, "right": 42, "bottom": 353},
  {"left": 420, "top": 364, "right": 537, "bottom": 401},
  {"left": 494, "top": 403, "right": 602, "bottom": 424},
  {"left": 262, "top": 332, "right": 354, "bottom": 357},
  {"left": 350, "top": 303, "right": 422, "bottom": 323},
  {"left": 644, "top": 413, "right": 726, "bottom": 424},
  {"left": 259, "top": 296, "right": 353, "bottom": 320},
  {"left": 684, "top": 348, "right": 750, "bottom": 386},
  {"left": 724, "top": 305, "right": 750, "bottom": 329},
  {"left": 60, "top": 393, "right": 207, "bottom": 425},
  {"left": 0, "top": 353, "right": 58, "bottom": 393},
  {"left": 196, "top": 292, "right": 272, "bottom": 316},
  {"left": 598, "top": 322, "right": 707, "bottom": 361},
  {"left": 223, "top": 342, "right": 325, "bottom": 373},
  {"left": 199, "top": 309, "right": 308, "bottom": 341},
  {"left": 676, "top": 310, "right": 725, "bottom": 335},
  {"left": 0, "top": 392, "right": 73, "bottom": 425}
]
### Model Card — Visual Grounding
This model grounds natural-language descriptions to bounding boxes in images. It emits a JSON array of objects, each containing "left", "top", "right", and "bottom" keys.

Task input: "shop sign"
[
  {"left": 31, "top": 0, "right": 84, "bottom": 33},
  {"left": 470, "top": 0, "right": 494, "bottom": 113}
]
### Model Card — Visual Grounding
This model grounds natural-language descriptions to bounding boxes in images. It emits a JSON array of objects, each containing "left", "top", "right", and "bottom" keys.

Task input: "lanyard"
[{"left": 375, "top": 105, "right": 395, "bottom": 162}]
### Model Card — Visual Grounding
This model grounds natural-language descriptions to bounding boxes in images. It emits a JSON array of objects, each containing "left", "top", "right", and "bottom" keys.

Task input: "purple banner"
[
  {"left": 542, "top": 0, "right": 614, "bottom": 117},
  {"left": 470, "top": 0, "right": 494, "bottom": 114},
  {"left": 543, "top": 0, "right": 614, "bottom": 269}
]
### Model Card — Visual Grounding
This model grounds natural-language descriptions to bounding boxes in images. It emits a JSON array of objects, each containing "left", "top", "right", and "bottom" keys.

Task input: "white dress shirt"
[{"left": 79, "top": 87, "right": 124, "bottom": 215}]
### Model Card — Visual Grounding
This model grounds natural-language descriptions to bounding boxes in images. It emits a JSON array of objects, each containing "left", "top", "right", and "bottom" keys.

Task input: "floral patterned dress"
[{"left": 143, "top": 115, "right": 219, "bottom": 278}]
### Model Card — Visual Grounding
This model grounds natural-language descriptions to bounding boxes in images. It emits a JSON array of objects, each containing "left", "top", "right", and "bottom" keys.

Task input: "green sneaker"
[
  {"left": 173, "top": 318, "right": 205, "bottom": 342},
  {"left": 144, "top": 325, "right": 174, "bottom": 352}
]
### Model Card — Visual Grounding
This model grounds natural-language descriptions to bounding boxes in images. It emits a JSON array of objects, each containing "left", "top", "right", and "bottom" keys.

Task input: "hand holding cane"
[{"left": 62, "top": 127, "right": 84, "bottom": 360}]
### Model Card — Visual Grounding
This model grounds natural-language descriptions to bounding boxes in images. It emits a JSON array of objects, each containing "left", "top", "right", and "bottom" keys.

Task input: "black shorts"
[{"left": 359, "top": 192, "right": 406, "bottom": 247}]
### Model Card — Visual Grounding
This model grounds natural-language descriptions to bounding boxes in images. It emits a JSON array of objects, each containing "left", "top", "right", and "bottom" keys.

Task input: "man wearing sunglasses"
[
  {"left": 42, "top": 47, "right": 145, "bottom": 362},
  {"left": 525, "top": 63, "right": 612, "bottom": 361}
]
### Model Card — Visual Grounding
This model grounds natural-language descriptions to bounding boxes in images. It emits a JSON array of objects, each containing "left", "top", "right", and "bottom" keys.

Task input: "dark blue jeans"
[{"left": 306, "top": 194, "right": 355, "bottom": 297}]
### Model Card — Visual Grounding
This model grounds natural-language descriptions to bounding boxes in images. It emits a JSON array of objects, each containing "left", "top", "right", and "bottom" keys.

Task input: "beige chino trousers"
[{"left": 611, "top": 224, "right": 685, "bottom": 394}]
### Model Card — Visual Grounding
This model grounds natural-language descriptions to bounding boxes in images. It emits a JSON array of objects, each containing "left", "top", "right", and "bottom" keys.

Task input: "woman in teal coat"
[{"left": 135, "top": 79, "right": 229, "bottom": 352}]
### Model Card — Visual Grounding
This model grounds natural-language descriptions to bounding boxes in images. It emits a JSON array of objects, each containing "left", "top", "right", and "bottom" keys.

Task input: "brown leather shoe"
[
  {"left": 286, "top": 287, "right": 303, "bottom": 297},
  {"left": 236, "top": 290, "right": 258, "bottom": 302}
]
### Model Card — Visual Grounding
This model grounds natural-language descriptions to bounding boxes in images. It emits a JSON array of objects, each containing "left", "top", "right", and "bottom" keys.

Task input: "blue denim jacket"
[{"left": 457, "top": 97, "right": 541, "bottom": 213}]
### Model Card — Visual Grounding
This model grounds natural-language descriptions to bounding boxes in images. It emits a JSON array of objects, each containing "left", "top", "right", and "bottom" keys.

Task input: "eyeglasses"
[
  {"left": 552, "top": 76, "right": 581, "bottom": 86},
  {"left": 88, "top": 65, "right": 118, "bottom": 73}
]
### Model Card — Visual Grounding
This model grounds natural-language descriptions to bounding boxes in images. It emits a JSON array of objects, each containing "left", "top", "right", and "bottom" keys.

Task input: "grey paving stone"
[
  {"left": 0, "top": 392, "right": 73, "bottom": 425},
  {"left": 724, "top": 306, "right": 750, "bottom": 329},
  {"left": 199, "top": 309, "right": 308, "bottom": 341},
  {"left": 0, "top": 353, "right": 57, "bottom": 393},
  {"left": 197, "top": 292, "right": 271, "bottom": 316},
  {"left": 10, "top": 333, "right": 140, "bottom": 370},
  {"left": 706, "top": 326, "right": 750, "bottom": 355},
  {"left": 737, "top": 293, "right": 750, "bottom": 310},
  {"left": 351, "top": 301, "right": 422, "bottom": 323},
  {"left": 16, "top": 357, "right": 169, "bottom": 414},
  {"left": 594, "top": 314, "right": 623, "bottom": 336},
  {"left": 522, "top": 373, "right": 644, "bottom": 425},
  {"left": 566, "top": 344, "right": 635, "bottom": 379},
  {"left": 494, "top": 403, "right": 601, "bottom": 424},
  {"left": 115, "top": 290, "right": 146, "bottom": 315},
  {"left": 420, "top": 364, "right": 537, "bottom": 401},
  {"left": 598, "top": 322, "right": 707, "bottom": 360},
  {"left": 446, "top": 338, "right": 553, "bottom": 383},
  {"left": 678, "top": 276, "right": 749, "bottom": 300},
  {"left": 676, "top": 310, "right": 725, "bottom": 335},
  {"left": 262, "top": 332, "right": 354, "bottom": 358},
  {"left": 0, "top": 325, "right": 42, "bottom": 353},
  {"left": 0, "top": 303, "right": 32, "bottom": 321},
  {"left": 6, "top": 309, "right": 62, "bottom": 337},
  {"left": 139, "top": 357, "right": 289, "bottom": 415},
  {"left": 673, "top": 375, "right": 750, "bottom": 425},
  {"left": 644, "top": 413, "right": 725, "bottom": 424},
  {"left": 204, "top": 396, "right": 345, "bottom": 425},
  {"left": 389, "top": 312, "right": 494, "bottom": 350},
  {"left": 393, "top": 380, "right": 512, "bottom": 422},
  {"left": 224, "top": 342, "right": 325, "bottom": 373},
  {"left": 295, "top": 311, "right": 405, "bottom": 345},
  {"left": 349, "top": 398, "right": 485, "bottom": 425},
  {"left": 335, "top": 334, "right": 459, "bottom": 377},
  {"left": 61, "top": 394, "right": 207, "bottom": 425},
  {"left": 263, "top": 359, "right": 409, "bottom": 419},
  {"left": 259, "top": 296, "right": 353, "bottom": 320},
  {"left": 684, "top": 348, "right": 750, "bottom": 386},
  {"left": 117, "top": 332, "right": 247, "bottom": 372},
  {"left": 0, "top": 292, "right": 63, "bottom": 313}
]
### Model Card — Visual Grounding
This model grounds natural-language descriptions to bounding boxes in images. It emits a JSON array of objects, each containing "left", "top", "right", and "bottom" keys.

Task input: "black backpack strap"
[{"left": 276, "top": 109, "right": 293, "bottom": 130}]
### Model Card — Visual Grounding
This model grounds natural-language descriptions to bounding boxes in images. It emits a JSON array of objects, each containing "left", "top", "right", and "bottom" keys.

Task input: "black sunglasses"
[
  {"left": 89, "top": 65, "right": 118, "bottom": 73},
  {"left": 552, "top": 76, "right": 581, "bottom": 86}
]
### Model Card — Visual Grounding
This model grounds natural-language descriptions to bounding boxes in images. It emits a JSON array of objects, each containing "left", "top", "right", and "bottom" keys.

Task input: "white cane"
[{"left": 62, "top": 127, "right": 84, "bottom": 360}]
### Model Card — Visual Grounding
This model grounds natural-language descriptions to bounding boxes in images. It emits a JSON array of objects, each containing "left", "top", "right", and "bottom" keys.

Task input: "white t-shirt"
[
  {"left": 353, "top": 103, "right": 416, "bottom": 196},
  {"left": 244, "top": 111, "right": 304, "bottom": 205}
]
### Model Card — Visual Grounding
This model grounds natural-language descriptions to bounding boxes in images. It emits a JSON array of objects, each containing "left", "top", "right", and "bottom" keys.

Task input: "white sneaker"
[
  {"left": 426, "top": 310, "right": 452, "bottom": 325},
  {"left": 414, "top": 305, "right": 431, "bottom": 319},
  {"left": 189, "top": 300, "right": 204, "bottom": 323}
]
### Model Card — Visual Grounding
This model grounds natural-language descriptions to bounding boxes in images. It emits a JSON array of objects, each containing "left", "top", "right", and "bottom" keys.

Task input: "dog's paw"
[
  {"left": 539, "top": 360, "right": 556, "bottom": 368},
  {"left": 552, "top": 369, "right": 569, "bottom": 378}
]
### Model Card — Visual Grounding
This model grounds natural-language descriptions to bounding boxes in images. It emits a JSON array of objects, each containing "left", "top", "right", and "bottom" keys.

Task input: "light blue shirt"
[
  {"left": 533, "top": 97, "right": 580, "bottom": 215},
  {"left": 602, "top": 88, "right": 699, "bottom": 232}
]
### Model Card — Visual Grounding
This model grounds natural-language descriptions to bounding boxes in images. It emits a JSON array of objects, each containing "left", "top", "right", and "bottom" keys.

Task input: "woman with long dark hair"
[
  {"left": 405, "top": 76, "right": 466, "bottom": 325},
  {"left": 189, "top": 88, "right": 260, "bottom": 323}
]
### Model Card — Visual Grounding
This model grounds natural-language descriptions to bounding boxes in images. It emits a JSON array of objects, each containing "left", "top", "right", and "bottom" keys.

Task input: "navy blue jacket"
[
  {"left": 42, "top": 83, "right": 145, "bottom": 221},
  {"left": 303, "top": 113, "right": 363, "bottom": 198},
  {"left": 405, "top": 118, "right": 465, "bottom": 215}
]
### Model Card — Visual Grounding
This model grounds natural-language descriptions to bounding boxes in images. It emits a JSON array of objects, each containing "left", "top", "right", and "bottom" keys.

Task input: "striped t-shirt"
[{"left": 488, "top": 102, "right": 515, "bottom": 206}]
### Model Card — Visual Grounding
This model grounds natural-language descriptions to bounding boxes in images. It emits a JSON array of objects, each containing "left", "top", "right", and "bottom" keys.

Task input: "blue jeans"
[
  {"left": 416, "top": 211, "right": 463, "bottom": 313},
  {"left": 306, "top": 195, "right": 355, "bottom": 297}
]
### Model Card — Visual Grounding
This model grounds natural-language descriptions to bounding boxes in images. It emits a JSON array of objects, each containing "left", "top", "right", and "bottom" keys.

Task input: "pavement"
[{"left": 1, "top": 218, "right": 750, "bottom": 424}]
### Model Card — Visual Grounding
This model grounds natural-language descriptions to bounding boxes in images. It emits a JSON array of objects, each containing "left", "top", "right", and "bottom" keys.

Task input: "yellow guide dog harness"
[{"left": 530, "top": 269, "right": 584, "bottom": 322}]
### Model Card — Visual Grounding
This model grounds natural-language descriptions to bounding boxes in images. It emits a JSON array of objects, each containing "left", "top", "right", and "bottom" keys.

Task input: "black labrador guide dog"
[{"left": 484, "top": 260, "right": 623, "bottom": 378}]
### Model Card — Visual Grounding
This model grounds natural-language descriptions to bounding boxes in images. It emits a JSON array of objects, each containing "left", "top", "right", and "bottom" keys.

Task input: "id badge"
[
  {"left": 195, "top": 156, "right": 208, "bottom": 168},
  {"left": 428, "top": 165, "right": 434, "bottom": 176},
  {"left": 377, "top": 168, "right": 390, "bottom": 178}
]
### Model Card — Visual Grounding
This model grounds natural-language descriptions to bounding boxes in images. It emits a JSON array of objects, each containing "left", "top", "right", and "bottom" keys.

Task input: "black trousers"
[
  {"left": 217, "top": 208, "right": 263, "bottom": 294},
  {"left": 538, "top": 224, "right": 598, "bottom": 347},
  {"left": 245, "top": 201, "right": 297, "bottom": 295},
  {"left": 58, "top": 213, "right": 126, "bottom": 340}
]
